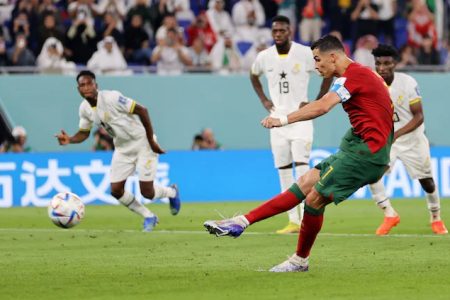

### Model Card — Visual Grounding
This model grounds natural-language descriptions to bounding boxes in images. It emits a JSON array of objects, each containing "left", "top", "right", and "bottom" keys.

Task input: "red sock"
[
  {"left": 296, "top": 211, "right": 324, "bottom": 258},
  {"left": 245, "top": 189, "right": 302, "bottom": 224}
]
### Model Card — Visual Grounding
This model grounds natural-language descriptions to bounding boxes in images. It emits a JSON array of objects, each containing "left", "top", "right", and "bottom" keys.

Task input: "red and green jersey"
[{"left": 330, "top": 62, "right": 393, "bottom": 153}]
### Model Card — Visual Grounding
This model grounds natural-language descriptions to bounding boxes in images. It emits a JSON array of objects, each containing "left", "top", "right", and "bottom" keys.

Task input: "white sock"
[
  {"left": 279, "top": 168, "right": 300, "bottom": 225},
  {"left": 118, "top": 191, "right": 154, "bottom": 218},
  {"left": 154, "top": 185, "right": 176, "bottom": 199},
  {"left": 294, "top": 164, "right": 309, "bottom": 222},
  {"left": 426, "top": 190, "right": 441, "bottom": 222},
  {"left": 369, "top": 180, "right": 397, "bottom": 217},
  {"left": 234, "top": 215, "right": 249, "bottom": 228}
]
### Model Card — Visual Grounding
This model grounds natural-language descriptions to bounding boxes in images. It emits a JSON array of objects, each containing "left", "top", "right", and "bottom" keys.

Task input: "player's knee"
[
  {"left": 298, "top": 170, "right": 318, "bottom": 195},
  {"left": 305, "top": 188, "right": 330, "bottom": 210},
  {"left": 420, "top": 178, "right": 435, "bottom": 193},
  {"left": 111, "top": 187, "right": 124, "bottom": 199},
  {"left": 141, "top": 187, "right": 155, "bottom": 199}
]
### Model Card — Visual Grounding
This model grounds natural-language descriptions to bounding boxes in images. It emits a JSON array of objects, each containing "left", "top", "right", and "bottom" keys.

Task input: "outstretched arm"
[
  {"left": 261, "top": 92, "right": 341, "bottom": 128},
  {"left": 393, "top": 101, "right": 424, "bottom": 140},
  {"left": 133, "top": 103, "right": 165, "bottom": 154},
  {"left": 250, "top": 72, "right": 273, "bottom": 112},
  {"left": 55, "top": 129, "right": 90, "bottom": 145}
]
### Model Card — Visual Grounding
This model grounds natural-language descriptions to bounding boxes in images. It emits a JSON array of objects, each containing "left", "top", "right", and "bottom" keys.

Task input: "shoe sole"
[{"left": 204, "top": 221, "right": 229, "bottom": 237}]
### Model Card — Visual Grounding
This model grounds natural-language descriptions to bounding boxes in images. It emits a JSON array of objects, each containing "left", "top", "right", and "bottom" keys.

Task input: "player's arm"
[
  {"left": 132, "top": 103, "right": 165, "bottom": 154},
  {"left": 55, "top": 129, "right": 90, "bottom": 145},
  {"left": 250, "top": 72, "right": 273, "bottom": 112},
  {"left": 393, "top": 100, "right": 424, "bottom": 140},
  {"left": 262, "top": 92, "right": 341, "bottom": 128}
]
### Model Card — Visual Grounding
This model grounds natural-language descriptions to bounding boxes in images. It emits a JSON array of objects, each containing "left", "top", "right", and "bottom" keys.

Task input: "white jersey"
[
  {"left": 389, "top": 72, "right": 425, "bottom": 145},
  {"left": 251, "top": 42, "right": 315, "bottom": 139},
  {"left": 79, "top": 90, "right": 148, "bottom": 153}
]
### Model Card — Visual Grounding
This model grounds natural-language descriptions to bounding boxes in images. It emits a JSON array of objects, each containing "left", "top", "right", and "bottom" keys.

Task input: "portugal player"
[
  {"left": 369, "top": 44, "right": 448, "bottom": 235},
  {"left": 204, "top": 35, "right": 394, "bottom": 272}
]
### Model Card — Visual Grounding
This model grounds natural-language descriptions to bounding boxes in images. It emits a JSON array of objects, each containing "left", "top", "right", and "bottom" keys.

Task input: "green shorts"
[{"left": 314, "top": 129, "right": 392, "bottom": 204}]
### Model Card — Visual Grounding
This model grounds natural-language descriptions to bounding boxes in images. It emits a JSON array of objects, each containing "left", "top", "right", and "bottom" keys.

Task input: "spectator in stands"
[
  {"left": 241, "top": 35, "right": 269, "bottom": 71},
  {"left": 233, "top": 8, "right": 270, "bottom": 44},
  {"left": 151, "top": 27, "right": 192, "bottom": 74},
  {"left": 93, "top": 127, "right": 114, "bottom": 151},
  {"left": 99, "top": 11, "right": 125, "bottom": 48},
  {"left": 188, "top": 36, "right": 211, "bottom": 72},
  {"left": 67, "top": 0, "right": 99, "bottom": 28},
  {"left": 97, "top": 0, "right": 126, "bottom": 31},
  {"left": 65, "top": 11, "right": 97, "bottom": 64},
  {"left": 232, "top": 0, "right": 265, "bottom": 28},
  {"left": 7, "top": 32, "right": 35, "bottom": 68},
  {"left": 38, "top": 12, "right": 65, "bottom": 53},
  {"left": 186, "top": 12, "right": 216, "bottom": 52},
  {"left": 155, "top": 14, "right": 179, "bottom": 43},
  {"left": 396, "top": 44, "right": 418, "bottom": 68},
  {"left": 38, "top": 0, "right": 60, "bottom": 19},
  {"left": 201, "top": 128, "right": 222, "bottom": 149},
  {"left": 87, "top": 36, "right": 131, "bottom": 75},
  {"left": 209, "top": 32, "right": 241, "bottom": 74},
  {"left": 12, "top": 10, "right": 31, "bottom": 42},
  {"left": 0, "top": 126, "right": 31, "bottom": 153},
  {"left": 126, "top": 0, "right": 154, "bottom": 38},
  {"left": 162, "top": 0, "right": 194, "bottom": 22},
  {"left": 374, "top": 0, "right": 396, "bottom": 45},
  {"left": 350, "top": 0, "right": 379, "bottom": 47},
  {"left": 206, "top": 0, "right": 234, "bottom": 38},
  {"left": 298, "top": 0, "right": 324, "bottom": 44},
  {"left": 37, "top": 37, "right": 76, "bottom": 74},
  {"left": 407, "top": 0, "right": 437, "bottom": 50},
  {"left": 191, "top": 134, "right": 207, "bottom": 150},
  {"left": 124, "top": 14, "right": 151, "bottom": 65},
  {"left": 353, "top": 34, "right": 378, "bottom": 69},
  {"left": 417, "top": 34, "right": 440, "bottom": 65},
  {"left": 325, "top": 0, "right": 352, "bottom": 40},
  {"left": 11, "top": 0, "right": 39, "bottom": 52}
]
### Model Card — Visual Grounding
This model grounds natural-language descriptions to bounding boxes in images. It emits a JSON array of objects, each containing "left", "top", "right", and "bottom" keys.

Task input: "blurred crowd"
[{"left": 0, "top": 0, "right": 449, "bottom": 74}]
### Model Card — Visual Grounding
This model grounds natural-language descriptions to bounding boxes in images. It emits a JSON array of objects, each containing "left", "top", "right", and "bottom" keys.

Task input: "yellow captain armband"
[
  {"left": 129, "top": 100, "right": 136, "bottom": 113},
  {"left": 409, "top": 98, "right": 421, "bottom": 105}
]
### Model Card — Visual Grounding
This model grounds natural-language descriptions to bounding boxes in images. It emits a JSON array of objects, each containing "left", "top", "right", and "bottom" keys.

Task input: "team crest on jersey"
[
  {"left": 292, "top": 63, "right": 301, "bottom": 74},
  {"left": 118, "top": 95, "right": 128, "bottom": 105},
  {"left": 396, "top": 95, "right": 404, "bottom": 106}
]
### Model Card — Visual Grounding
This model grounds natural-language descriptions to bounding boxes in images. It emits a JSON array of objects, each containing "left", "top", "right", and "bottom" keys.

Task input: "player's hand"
[
  {"left": 55, "top": 130, "right": 70, "bottom": 145},
  {"left": 262, "top": 99, "right": 274, "bottom": 112},
  {"left": 150, "top": 140, "right": 165, "bottom": 154},
  {"left": 261, "top": 116, "right": 281, "bottom": 128}
]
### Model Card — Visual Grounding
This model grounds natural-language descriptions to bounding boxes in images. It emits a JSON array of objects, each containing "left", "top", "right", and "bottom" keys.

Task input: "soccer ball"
[{"left": 48, "top": 192, "right": 85, "bottom": 229}]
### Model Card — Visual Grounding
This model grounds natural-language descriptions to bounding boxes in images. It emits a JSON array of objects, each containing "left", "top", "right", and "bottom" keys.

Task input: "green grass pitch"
[{"left": 1, "top": 199, "right": 450, "bottom": 300}]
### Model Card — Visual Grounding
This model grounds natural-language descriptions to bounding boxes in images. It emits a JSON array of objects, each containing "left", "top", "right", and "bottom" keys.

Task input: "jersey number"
[
  {"left": 279, "top": 82, "right": 289, "bottom": 94},
  {"left": 101, "top": 121, "right": 116, "bottom": 137}
]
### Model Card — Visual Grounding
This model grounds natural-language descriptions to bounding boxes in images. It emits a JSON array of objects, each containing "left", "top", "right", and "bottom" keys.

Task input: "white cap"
[{"left": 12, "top": 126, "right": 27, "bottom": 137}]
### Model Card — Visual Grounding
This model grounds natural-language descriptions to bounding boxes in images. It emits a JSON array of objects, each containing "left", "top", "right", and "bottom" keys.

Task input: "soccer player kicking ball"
[
  {"left": 368, "top": 45, "right": 448, "bottom": 235},
  {"left": 204, "top": 35, "right": 394, "bottom": 272},
  {"left": 55, "top": 70, "right": 181, "bottom": 232},
  {"left": 250, "top": 15, "right": 332, "bottom": 234}
]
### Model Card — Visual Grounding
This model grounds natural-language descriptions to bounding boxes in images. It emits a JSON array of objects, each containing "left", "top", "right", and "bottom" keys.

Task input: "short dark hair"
[
  {"left": 76, "top": 70, "right": 96, "bottom": 82},
  {"left": 372, "top": 44, "right": 400, "bottom": 61},
  {"left": 311, "top": 35, "right": 344, "bottom": 52},
  {"left": 272, "top": 15, "right": 290, "bottom": 26}
]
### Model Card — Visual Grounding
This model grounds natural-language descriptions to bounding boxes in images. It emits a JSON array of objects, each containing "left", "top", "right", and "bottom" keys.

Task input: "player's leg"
[
  {"left": 369, "top": 179, "right": 400, "bottom": 235},
  {"left": 271, "top": 129, "right": 302, "bottom": 233},
  {"left": 204, "top": 168, "right": 320, "bottom": 238},
  {"left": 401, "top": 136, "right": 447, "bottom": 234},
  {"left": 419, "top": 177, "right": 448, "bottom": 234},
  {"left": 136, "top": 148, "right": 181, "bottom": 216},
  {"left": 369, "top": 145, "right": 400, "bottom": 235}
]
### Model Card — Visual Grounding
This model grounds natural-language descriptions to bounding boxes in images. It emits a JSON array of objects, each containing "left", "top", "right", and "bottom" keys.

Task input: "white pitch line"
[{"left": 0, "top": 228, "right": 446, "bottom": 238}]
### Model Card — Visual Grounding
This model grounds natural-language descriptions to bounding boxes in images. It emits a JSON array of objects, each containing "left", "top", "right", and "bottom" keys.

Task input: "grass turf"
[{"left": 1, "top": 199, "right": 449, "bottom": 300}]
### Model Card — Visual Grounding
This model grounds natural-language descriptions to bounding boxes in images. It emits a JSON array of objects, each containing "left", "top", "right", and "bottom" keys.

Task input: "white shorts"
[
  {"left": 270, "top": 125, "right": 312, "bottom": 168},
  {"left": 110, "top": 143, "right": 158, "bottom": 183},
  {"left": 390, "top": 133, "right": 432, "bottom": 179}
]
